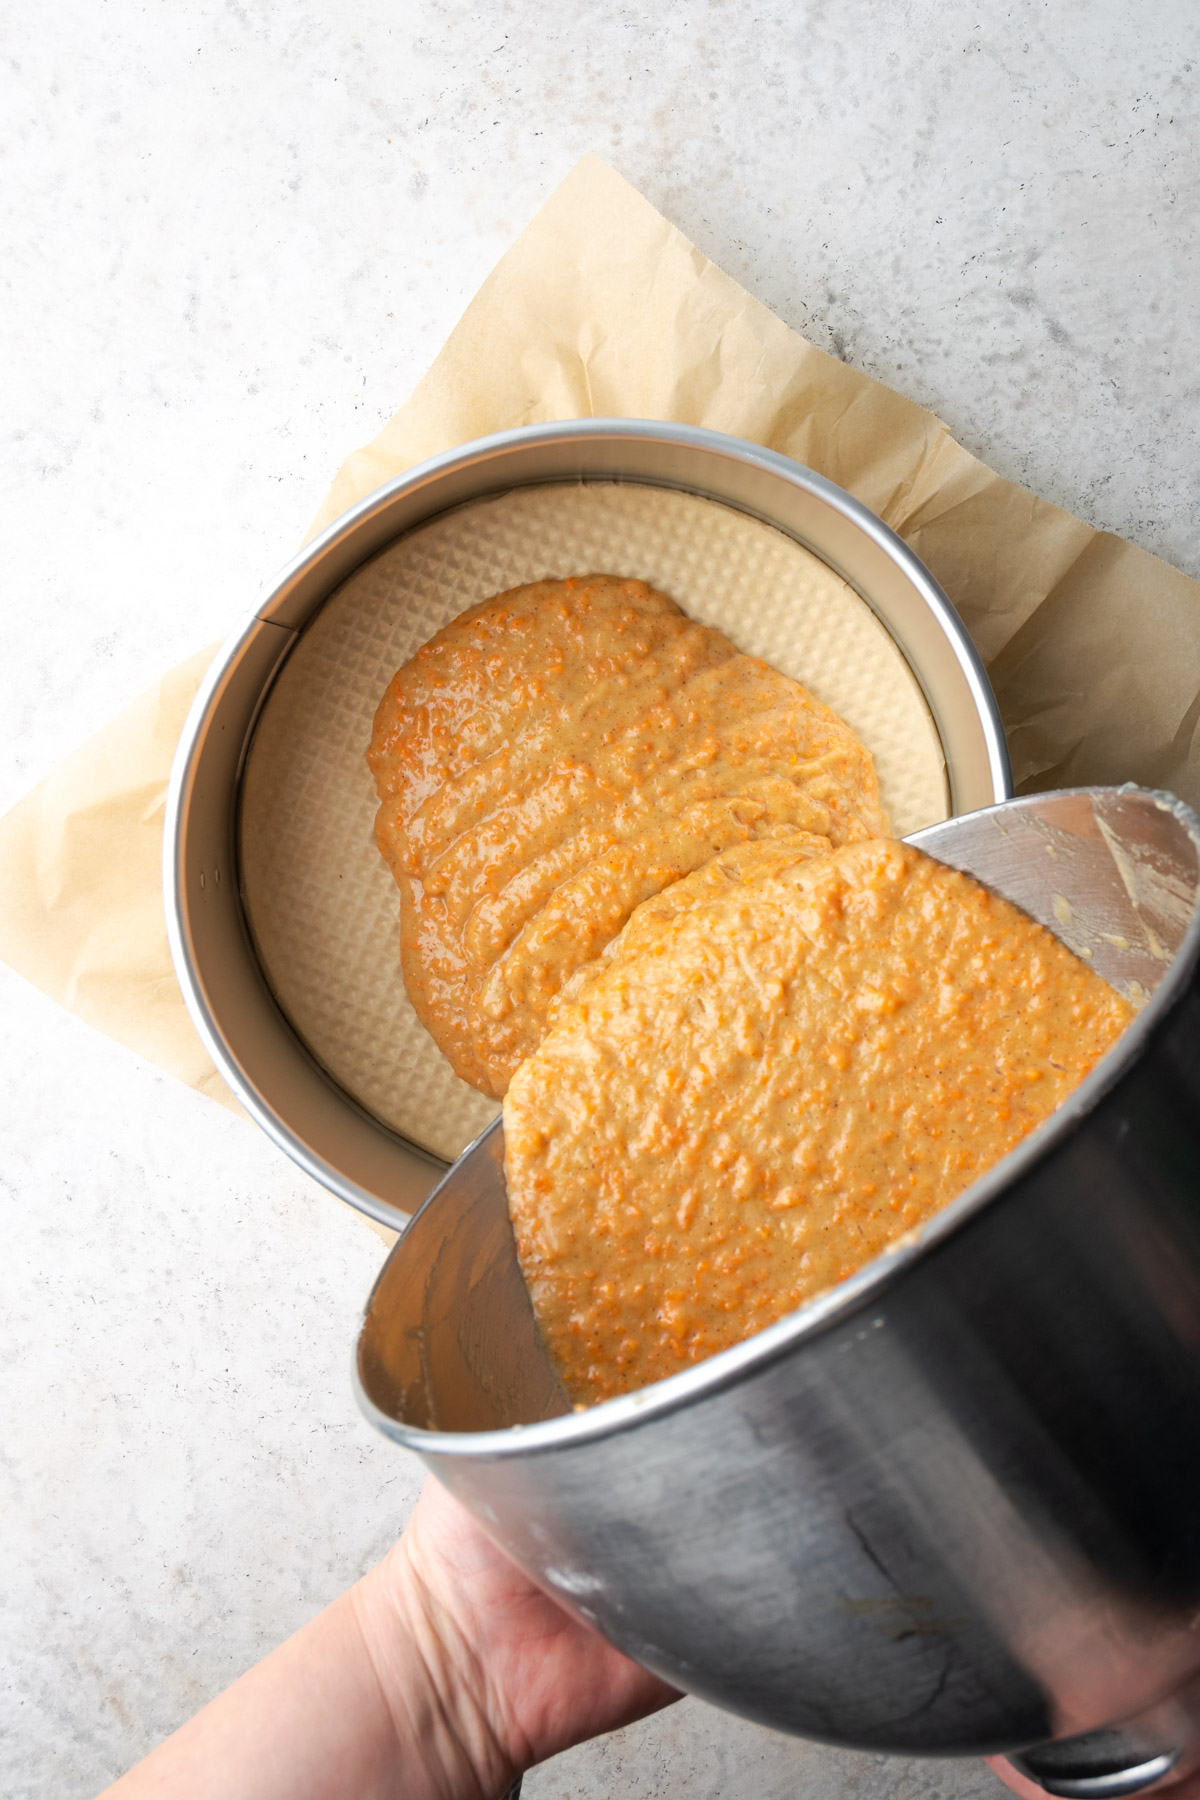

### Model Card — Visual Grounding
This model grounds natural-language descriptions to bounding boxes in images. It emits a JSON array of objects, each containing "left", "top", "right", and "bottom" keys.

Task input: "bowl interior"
[{"left": 357, "top": 786, "right": 1200, "bottom": 1442}]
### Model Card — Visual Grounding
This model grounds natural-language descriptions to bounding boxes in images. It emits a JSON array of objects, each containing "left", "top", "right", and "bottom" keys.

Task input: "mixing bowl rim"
[{"left": 355, "top": 783, "right": 1200, "bottom": 1461}]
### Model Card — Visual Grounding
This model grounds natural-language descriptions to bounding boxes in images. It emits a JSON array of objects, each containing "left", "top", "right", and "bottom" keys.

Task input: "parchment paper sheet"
[{"left": 4, "top": 152, "right": 1200, "bottom": 1156}]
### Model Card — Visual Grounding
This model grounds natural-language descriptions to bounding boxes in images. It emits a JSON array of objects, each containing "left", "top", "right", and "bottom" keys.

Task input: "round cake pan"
[{"left": 163, "top": 419, "right": 1012, "bottom": 1232}]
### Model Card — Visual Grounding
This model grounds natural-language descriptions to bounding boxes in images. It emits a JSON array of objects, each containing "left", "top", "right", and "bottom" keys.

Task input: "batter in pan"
[{"left": 368, "top": 574, "right": 889, "bottom": 1097}]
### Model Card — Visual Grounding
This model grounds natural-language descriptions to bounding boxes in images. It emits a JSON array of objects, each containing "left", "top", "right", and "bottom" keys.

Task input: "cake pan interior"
[{"left": 165, "top": 422, "right": 1012, "bottom": 1232}]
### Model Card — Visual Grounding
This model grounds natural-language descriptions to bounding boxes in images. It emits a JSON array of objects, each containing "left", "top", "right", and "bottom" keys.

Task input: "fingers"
[{"left": 986, "top": 1755, "right": 1050, "bottom": 1797}]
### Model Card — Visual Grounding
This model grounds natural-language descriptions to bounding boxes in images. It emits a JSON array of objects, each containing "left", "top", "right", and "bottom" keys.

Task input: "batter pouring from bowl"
[
  {"left": 369, "top": 574, "right": 1132, "bottom": 1404},
  {"left": 504, "top": 834, "right": 1132, "bottom": 1404}
]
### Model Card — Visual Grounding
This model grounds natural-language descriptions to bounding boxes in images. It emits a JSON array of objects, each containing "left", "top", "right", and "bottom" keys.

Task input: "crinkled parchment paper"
[{"left": 4, "top": 153, "right": 1199, "bottom": 1187}]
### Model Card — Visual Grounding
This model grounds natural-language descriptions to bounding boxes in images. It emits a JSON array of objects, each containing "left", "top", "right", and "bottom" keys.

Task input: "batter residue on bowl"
[
  {"left": 368, "top": 573, "right": 890, "bottom": 1097},
  {"left": 503, "top": 838, "right": 1134, "bottom": 1406}
]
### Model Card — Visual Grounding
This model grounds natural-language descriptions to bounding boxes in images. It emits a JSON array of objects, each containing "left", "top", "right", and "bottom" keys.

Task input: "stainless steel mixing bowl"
[
  {"left": 356, "top": 786, "right": 1200, "bottom": 1796},
  {"left": 164, "top": 419, "right": 1009, "bottom": 1231}
]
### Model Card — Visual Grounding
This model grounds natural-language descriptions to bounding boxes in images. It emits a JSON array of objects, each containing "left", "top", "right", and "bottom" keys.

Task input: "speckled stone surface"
[{"left": 3, "top": 1, "right": 1198, "bottom": 1794}]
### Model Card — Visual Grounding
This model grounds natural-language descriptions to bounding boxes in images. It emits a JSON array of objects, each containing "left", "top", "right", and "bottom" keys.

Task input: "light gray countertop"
[{"left": 3, "top": 2, "right": 1198, "bottom": 1794}]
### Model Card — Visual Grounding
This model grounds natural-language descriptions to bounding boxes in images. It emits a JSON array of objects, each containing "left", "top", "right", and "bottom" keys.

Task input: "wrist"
[{"left": 352, "top": 1539, "right": 521, "bottom": 1800}]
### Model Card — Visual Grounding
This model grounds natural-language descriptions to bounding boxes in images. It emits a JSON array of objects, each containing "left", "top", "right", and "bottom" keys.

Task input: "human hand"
[
  {"left": 355, "top": 1476, "right": 681, "bottom": 1797},
  {"left": 988, "top": 1756, "right": 1066, "bottom": 1798},
  {"left": 103, "top": 1473, "right": 678, "bottom": 1800}
]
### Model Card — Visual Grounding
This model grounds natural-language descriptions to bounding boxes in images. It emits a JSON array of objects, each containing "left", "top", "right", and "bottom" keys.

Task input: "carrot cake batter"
[
  {"left": 368, "top": 574, "right": 889, "bottom": 1097},
  {"left": 504, "top": 837, "right": 1134, "bottom": 1406}
]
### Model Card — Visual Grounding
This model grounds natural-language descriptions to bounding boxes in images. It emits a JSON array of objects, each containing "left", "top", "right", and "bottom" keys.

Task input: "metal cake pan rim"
[{"left": 165, "top": 417, "right": 1013, "bottom": 1227}]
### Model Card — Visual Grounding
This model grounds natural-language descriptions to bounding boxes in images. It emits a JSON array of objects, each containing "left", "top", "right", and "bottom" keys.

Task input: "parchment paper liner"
[{"left": 239, "top": 481, "right": 947, "bottom": 1162}]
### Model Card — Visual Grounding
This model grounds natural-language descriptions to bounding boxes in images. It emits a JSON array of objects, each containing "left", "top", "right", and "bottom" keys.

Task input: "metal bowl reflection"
[{"left": 357, "top": 787, "right": 1200, "bottom": 1786}]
